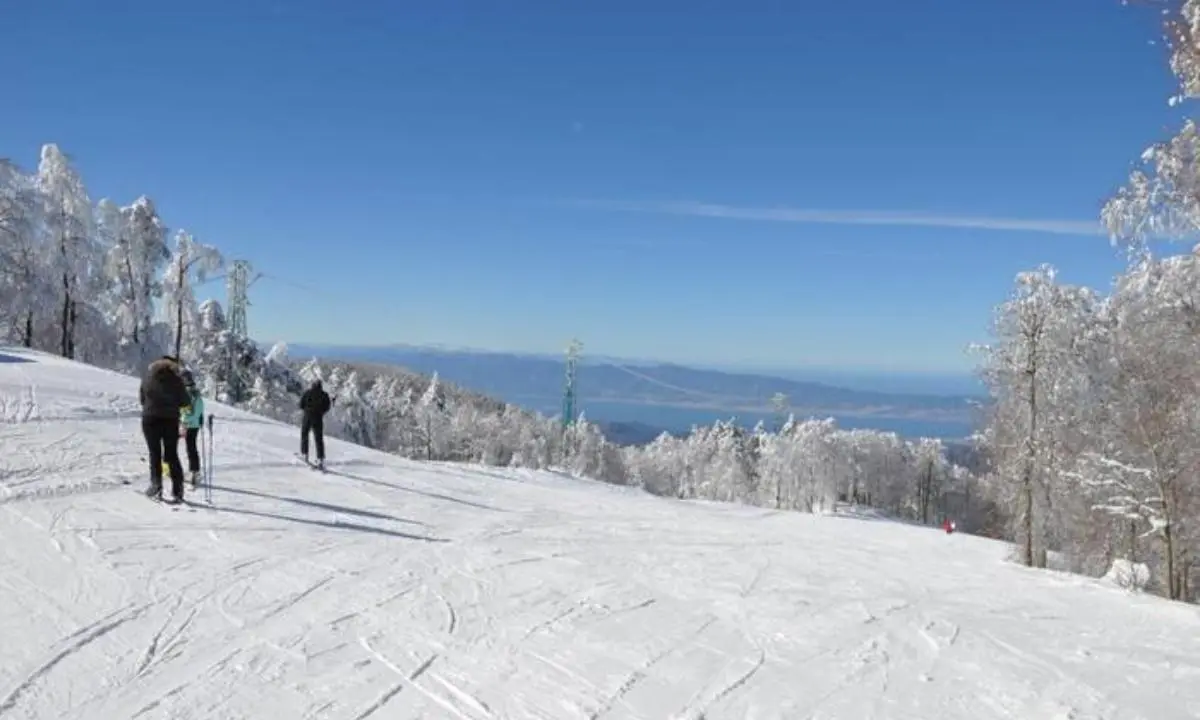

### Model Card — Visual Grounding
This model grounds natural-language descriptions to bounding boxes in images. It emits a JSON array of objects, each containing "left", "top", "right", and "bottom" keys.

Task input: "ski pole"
[
  {"left": 201, "top": 417, "right": 207, "bottom": 502},
  {"left": 207, "top": 414, "right": 213, "bottom": 504},
  {"left": 205, "top": 414, "right": 214, "bottom": 504}
]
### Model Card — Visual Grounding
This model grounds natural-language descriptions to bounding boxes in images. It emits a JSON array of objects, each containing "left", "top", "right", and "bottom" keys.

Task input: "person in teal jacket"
[{"left": 179, "top": 371, "right": 205, "bottom": 488}]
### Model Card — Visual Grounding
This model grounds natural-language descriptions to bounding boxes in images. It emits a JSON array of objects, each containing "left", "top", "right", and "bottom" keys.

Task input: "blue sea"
[{"left": 523, "top": 398, "right": 976, "bottom": 441}]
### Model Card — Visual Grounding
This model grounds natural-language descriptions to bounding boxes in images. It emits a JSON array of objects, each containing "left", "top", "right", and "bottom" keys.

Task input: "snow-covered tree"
[
  {"left": 975, "top": 266, "right": 1099, "bottom": 567},
  {"left": 265, "top": 341, "right": 288, "bottom": 366},
  {"left": 1095, "top": 253, "right": 1200, "bottom": 598},
  {"left": 416, "top": 372, "right": 451, "bottom": 460},
  {"left": 969, "top": 225, "right": 1200, "bottom": 599},
  {"left": 36, "top": 144, "right": 95, "bottom": 358},
  {"left": 326, "top": 371, "right": 376, "bottom": 448},
  {"left": 161, "top": 230, "right": 223, "bottom": 359},
  {"left": 0, "top": 160, "right": 48, "bottom": 347},
  {"left": 99, "top": 196, "right": 168, "bottom": 356},
  {"left": 912, "top": 437, "right": 947, "bottom": 524},
  {"left": 562, "top": 414, "right": 627, "bottom": 484},
  {"left": 1103, "top": 1, "right": 1200, "bottom": 253}
]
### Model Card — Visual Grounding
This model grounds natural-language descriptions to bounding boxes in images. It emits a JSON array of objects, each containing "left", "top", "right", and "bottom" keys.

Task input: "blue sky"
[{"left": 0, "top": 0, "right": 1182, "bottom": 373}]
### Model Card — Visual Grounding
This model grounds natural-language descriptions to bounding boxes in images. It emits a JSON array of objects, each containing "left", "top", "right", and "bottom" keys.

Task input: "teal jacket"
[{"left": 180, "top": 391, "right": 205, "bottom": 429}]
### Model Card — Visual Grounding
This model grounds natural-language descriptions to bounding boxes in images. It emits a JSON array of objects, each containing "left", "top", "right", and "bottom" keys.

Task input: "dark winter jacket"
[
  {"left": 299, "top": 381, "right": 332, "bottom": 420},
  {"left": 139, "top": 358, "right": 190, "bottom": 420}
]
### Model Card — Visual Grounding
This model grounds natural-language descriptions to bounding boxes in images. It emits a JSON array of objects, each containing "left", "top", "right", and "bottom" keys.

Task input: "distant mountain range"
[{"left": 288, "top": 343, "right": 985, "bottom": 442}]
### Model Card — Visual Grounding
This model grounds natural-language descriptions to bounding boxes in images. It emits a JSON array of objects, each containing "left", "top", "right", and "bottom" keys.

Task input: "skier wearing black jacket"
[
  {"left": 299, "top": 379, "right": 333, "bottom": 469},
  {"left": 139, "top": 355, "right": 191, "bottom": 502}
]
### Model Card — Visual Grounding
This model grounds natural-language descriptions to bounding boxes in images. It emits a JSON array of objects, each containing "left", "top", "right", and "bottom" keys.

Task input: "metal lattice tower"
[
  {"left": 224, "top": 259, "right": 263, "bottom": 403},
  {"left": 562, "top": 338, "right": 583, "bottom": 429},
  {"left": 226, "top": 260, "right": 253, "bottom": 338},
  {"left": 771, "top": 392, "right": 790, "bottom": 431}
]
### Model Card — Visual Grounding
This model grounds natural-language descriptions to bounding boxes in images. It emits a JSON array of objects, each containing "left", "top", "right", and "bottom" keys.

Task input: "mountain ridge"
[{"left": 287, "top": 343, "right": 982, "bottom": 429}]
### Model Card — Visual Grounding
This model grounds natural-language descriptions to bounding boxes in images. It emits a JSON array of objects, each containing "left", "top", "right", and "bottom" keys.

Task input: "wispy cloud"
[{"left": 570, "top": 199, "right": 1105, "bottom": 237}]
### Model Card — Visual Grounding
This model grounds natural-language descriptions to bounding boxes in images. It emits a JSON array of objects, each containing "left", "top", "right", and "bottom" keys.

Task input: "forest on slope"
[{"left": 5, "top": 3, "right": 1200, "bottom": 606}]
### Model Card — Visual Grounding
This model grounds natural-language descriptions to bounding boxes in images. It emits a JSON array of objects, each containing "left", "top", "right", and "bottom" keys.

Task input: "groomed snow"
[{"left": 1, "top": 348, "right": 1198, "bottom": 720}]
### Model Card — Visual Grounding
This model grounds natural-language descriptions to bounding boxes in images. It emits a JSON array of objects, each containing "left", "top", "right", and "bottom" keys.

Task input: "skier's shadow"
[
  {"left": 215, "top": 458, "right": 382, "bottom": 473},
  {"left": 209, "top": 483, "right": 429, "bottom": 527},
  {"left": 323, "top": 467, "right": 510, "bottom": 513},
  {"left": 195, "top": 501, "right": 448, "bottom": 543}
]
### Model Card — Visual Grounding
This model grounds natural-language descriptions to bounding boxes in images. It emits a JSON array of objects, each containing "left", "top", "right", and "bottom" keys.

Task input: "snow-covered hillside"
[{"left": 1, "top": 349, "right": 1198, "bottom": 720}]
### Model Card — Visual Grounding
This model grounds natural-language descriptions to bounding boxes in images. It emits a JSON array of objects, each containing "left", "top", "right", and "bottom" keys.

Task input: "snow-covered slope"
[{"left": 1, "top": 348, "right": 1198, "bottom": 720}]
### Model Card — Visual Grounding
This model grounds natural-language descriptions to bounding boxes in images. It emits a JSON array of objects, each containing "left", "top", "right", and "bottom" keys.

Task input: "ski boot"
[
  {"left": 145, "top": 481, "right": 163, "bottom": 501},
  {"left": 190, "top": 470, "right": 201, "bottom": 489},
  {"left": 166, "top": 478, "right": 184, "bottom": 505}
]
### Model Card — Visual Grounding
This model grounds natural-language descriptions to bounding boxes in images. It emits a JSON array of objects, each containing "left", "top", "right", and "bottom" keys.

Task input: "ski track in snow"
[{"left": 2, "top": 348, "right": 1200, "bottom": 719}]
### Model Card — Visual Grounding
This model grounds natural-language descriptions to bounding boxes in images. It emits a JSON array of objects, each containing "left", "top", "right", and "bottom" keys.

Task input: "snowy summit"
[{"left": 1, "top": 348, "right": 1199, "bottom": 719}]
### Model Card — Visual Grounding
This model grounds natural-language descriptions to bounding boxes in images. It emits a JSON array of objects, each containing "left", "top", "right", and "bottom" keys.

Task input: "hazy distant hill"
[{"left": 288, "top": 344, "right": 979, "bottom": 426}]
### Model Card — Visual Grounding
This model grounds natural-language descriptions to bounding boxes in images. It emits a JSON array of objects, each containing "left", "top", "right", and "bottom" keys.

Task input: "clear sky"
[{"left": 1, "top": 0, "right": 1181, "bottom": 373}]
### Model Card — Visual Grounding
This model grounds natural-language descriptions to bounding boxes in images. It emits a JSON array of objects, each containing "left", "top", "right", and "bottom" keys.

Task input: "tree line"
[{"left": 1, "top": 145, "right": 220, "bottom": 370}]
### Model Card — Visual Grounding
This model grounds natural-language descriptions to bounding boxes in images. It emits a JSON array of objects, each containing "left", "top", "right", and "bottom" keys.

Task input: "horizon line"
[
  {"left": 568, "top": 199, "right": 1106, "bottom": 237},
  {"left": 283, "top": 340, "right": 978, "bottom": 377}
]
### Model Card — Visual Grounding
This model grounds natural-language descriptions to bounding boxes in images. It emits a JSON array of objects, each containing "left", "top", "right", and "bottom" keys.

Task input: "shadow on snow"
[
  {"left": 214, "top": 458, "right": 383, "bottom": 473},
  {"left": 193, "top": 501, "right": 449, "bottom": 543},
  {"left": 324, "top": 467, "right": 511, "bottom": 513},
  {"left": 210, "top": 483, "right": 430, "bottom": 527}
]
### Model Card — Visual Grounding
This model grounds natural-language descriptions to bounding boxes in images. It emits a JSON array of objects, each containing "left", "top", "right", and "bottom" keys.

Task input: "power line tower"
[
  {"left": 224, "top": 260, "right": 262, "bottom": 403},
  {"left": 226, "top": 260, "right": 253, "bottom": 338},
  {"left": 771, "top": 392, "right": 790, "bottom": 432},
  {"left": 562, "top": 338, "right": 583, "bottom": 430}
]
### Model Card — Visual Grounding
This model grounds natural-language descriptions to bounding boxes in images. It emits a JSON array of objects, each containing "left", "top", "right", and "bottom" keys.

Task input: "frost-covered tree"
[
  {"left": 36, "top": 144, "right": 95, "bottom": 358},
  {"left": 1103, "top": 1, "right": 1200, "bottom": 252},
  {"left": 1094, "top": 253, "right": 1200, "bottom": 598},
  {"left": 616, "top": 410, "right": 970, "bottom": 523},
  {"left": 975, "top": 266, "right": 1099, "bottom": 567},
  {"left": 969, "top": 242, "right": 1200, "bottom": 600},
  {"left": 562, "top": 414, "right": 627, "bottom": 484},
  {"left": 0, "top": 159, "right": 48, "bottom": 347},
  {"left": 757, "top": 418, "right": 807, "bottom": 508},
  {"left": 1020, "top": 1, "right": 1200, "bottom": 599},
  {"left": 416, "top": 372, "right": 451, "bottom": 460},
  {"left": 98, "top": 196, "right": 168, "bottom": 354},
  {"left": 326, "top": 370, "right": 376, "bottom": 448},
  {"left": 297, "top": 357, "right": 323, "bottom": 386},
  {"left": 183, "top": 302, "right": 303, "bottom": 409},
  {"left": 912, "top": 437, "right": 947, "bottom": 524},
  {"left": 265, "top": 341, "right": 288, "bottom": 366},
  {"left": 390, "top": 387, "right": 423, "bottom": 458},
  {"left": 162, "top": 230, "right": 223, "bottom": 359},
  {"left": 0, "top": 143, "right": 180, "bottom": 369},
  {"left": 199, "top": 299, "right": 226, "bottom": 335}
]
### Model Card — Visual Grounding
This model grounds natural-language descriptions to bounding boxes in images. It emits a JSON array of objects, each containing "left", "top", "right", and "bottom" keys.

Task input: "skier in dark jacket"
[
  {"left": 139, "top": 355, "right": 191, "bottom": 502},
  {"left": 299, "top": 379, "right": 333, "bottom": 469}
]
